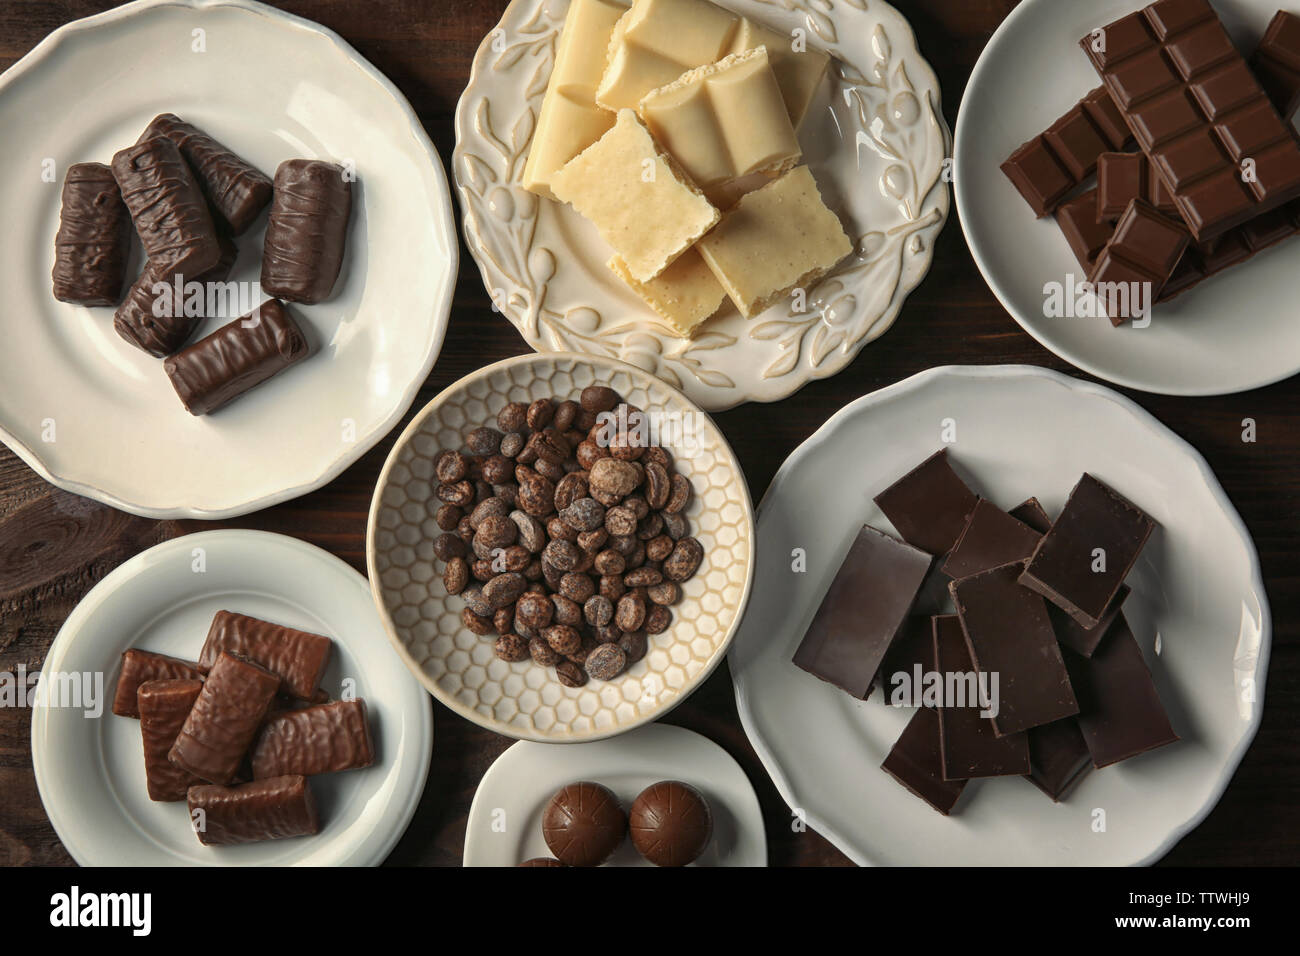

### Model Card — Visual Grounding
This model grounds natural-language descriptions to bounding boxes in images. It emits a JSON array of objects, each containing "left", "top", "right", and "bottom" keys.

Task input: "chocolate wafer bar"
[
  {"left": 1097, "top": 151, "right": 1177, "bottom": 220},
  {"left": 1252, "top": 11, "right": 1300, "bottom": 119},
  {"left": 51, "top": 163, "right": 131, "bottom": 305},
  {"left": 169, "top": 652, "right": 280, "bottom": 785},
  {"left": 1087, "top": 199, "right": 1191, "bottom": 321},
  {"left": 137, "top": 679, "right": 204, "bottom": 802},
  {"left": 260, "top": 159, "right": 352, "bottom": 303},
  {"left": 112, "top": 648, "right": 205, "bottom": 718},
  {"left": 251, "top": 699, "right": 374, "bottom": 778},
  {"left": 198, "top": 610, "right": 332, "bottom": 701},
  {"left": 188, "top": 774, "right": 320, "bottom": 846}
]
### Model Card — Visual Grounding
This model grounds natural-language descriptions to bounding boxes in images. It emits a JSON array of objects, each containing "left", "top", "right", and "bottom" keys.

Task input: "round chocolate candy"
[
  {"left": 541, "top": 781, "right": 627, "bottom": 867},
  {"left": 517, "top": 857, "right": 566, "bottom": 867},
  {"left": 629, "top": 780, "right": 712, "bottom": 867}
]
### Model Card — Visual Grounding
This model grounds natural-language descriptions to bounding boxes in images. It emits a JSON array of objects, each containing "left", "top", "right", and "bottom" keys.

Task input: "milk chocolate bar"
[
  {"left": 251, "top": 699, "right": 373, "bottom": 778},
  {"left": 881, "top": 705, "right": 967, "bottom": 815},
  {"left": 198, "top": 610, "right": 332, "bottom": 700},
  {"left": 1097, "top": 151, "right": 1177, "bottom": 220},
  {"left": 1252, "top": 11, "right": 1300, "bottom": 119},
  {"left": 188, "top": 774, "right": 320, "bottom": 846},
  {"left": 139, "top": 113, "right": 273, "bottom": 235},
  {"left": 1056, "top": 188, "right": 1116, "bottom": 271},
  {"left": 941, "top": 498, "right": 1042, "bottom": 579},
  {"left": 1088, "top": 199, "right": 1191, "bottom": 320},
  {"left": 162, "top": 298, "right": 310, "bottom": 415},
  {"left": 52, "top": 163, "right": 131, "bottom": 305},
  {"left": 169, "top": 652, "right": 280, "bottom": 785},
  {"left": 1025, "top": 717, "right": 1092, "bottom": 801},
  {"left": 1161, "top": 199, "right": 1300, "bottom": 299},
  {"left": 874, "top": 449, "right": 979, "bottom": 556},
  {"left": 112, "top": 648, "right": 205, "bottom": 718},
  {"left": 260, "top": 159, "right": 352, "bottom": 303},
  {"left": 137, "top": 679, "right": 204, "bottom": 802}
]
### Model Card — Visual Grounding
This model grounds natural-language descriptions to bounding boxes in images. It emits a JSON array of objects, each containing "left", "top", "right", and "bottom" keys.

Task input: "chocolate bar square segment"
[
  {"left": 881, "top": 706, "right": 967, "bottom": 815},
  {"left": 1055, "top": 189, "right": 1116, "bottom": 271},
  {"left": 1051, "top": 584, "right": 1129, "bottom": 658},
  {"left": 251, "top": 699, "right": 374, "bottom": 778},
  {"left": 873, "top": 449, "right": 979, "bottom": 556},
  {"left": 941, "top": 499, "right": 1043, "bottom": 579},
  {"left": 198, "top": 610, "right": 332, "bottom": 701},
  {"left": 137, "top": 679, "right": 204, "bottom": 802},
  {"left": 1252, "top": 11, "right": 1300, "bottom": 119},
  {"left": 792, "top": 525, "right": 932, "bottom": 700},
  {"left": 1097, "top": 151, "right": 1178, "bottom": 220},
  {"left": 1009, "top": 497, "right": 1052, "bottom": 534},
  {"left": 1087, "top": 200, "right": 1191, "bottom": 322},
  {"left": 261, "top": 159, "right": 353, "bottom": 303},
  {"left": 1024, "top": 718, "right": 1092, "bottom": 801},
  {"left": 169, "top": 652, "right": 281, "bottom": 785},
  {"left": 112, "top": 648, "right": 205, "bottom": 718},
  {"left": 187, "top": 775, "right": 320, "bottom": 846},
  {"left": 1019, "top": 473, "right": 1155, "bottom": 629},
  {"left": 52, "top": 163, "right": 132, "bottom": 306},
  {"left": 950, "top": 562, "right": 1079, "bottom": 736}
]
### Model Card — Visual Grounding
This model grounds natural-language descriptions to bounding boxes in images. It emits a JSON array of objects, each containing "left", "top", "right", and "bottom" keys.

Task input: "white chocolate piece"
[
  {"left": 730, "top": 17, "right": 830, "bottom": 129},
  {"left": 696, "top": 165, "right": 852, "bottom": 318},
  {"left": 552, "top": 110, "right": 719, "bottom": 282},
  {"left": 609, "top": 250, "right": 726, "bottom": 337}
]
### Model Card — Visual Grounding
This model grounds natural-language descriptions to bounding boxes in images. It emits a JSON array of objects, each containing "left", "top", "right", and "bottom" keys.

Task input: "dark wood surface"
[{"left": 1, "top": 0, "right": 1295, "bottom": 868}]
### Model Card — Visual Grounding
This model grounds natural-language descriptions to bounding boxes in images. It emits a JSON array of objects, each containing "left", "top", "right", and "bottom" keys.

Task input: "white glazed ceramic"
[
  {"left": 463, "top": 722, "right": 766, "bottom": 866},
  {"left": 0, "top": 0, "right": 458, "bottom": 517},
  {"left": 729, "top": 365, "right": 1269, "bottom": 866},
  {"left": 956, "top": 0, "right": 1299, "bottom": 396},
  {"left": 367, "top": 353, "right": 755, "bottom": 743},
  {"left": 30, "top": 530, "right": 433, "bottom": 866},
  {"left": 453, "top": 0, "right": 949, "bottom": 411}
]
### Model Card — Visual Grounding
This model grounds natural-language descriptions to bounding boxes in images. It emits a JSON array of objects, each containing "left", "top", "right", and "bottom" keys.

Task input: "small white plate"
[
  {"left": 463, "top": 723, "right": 766, "bottom": 866},
  {"left": 31, "top": 529, "right": 433, "bottom": 866},
  {"left": 729, "top": 365, "right": 1269, "bottom": 866},
  {"left": 955, "top": 0, "right": 1299, "bottom": 396},
  {"left": 0, "top": 0, "right": 458, "bottom": 517},
  {"left": 454, "top": 0, "right": 949, "bottom": 411}
]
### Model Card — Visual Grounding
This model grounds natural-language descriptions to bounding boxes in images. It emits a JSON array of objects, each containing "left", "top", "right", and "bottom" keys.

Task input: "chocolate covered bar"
[
  {"left": 1252, "top": 11, "right": 1300, "bottom": 119},
  {"left": 881, "top": 705, "right": 967, "bottom": 815},
  {"left": 260, "top": 159, "right": 352, "bottom": 303},
  {"left": 1025, "top": 717, "right": 1092, "bottom": 801},
  {"left": 1056, "top": 188, "right": 1117, "bottom": 271},
  {"left": 874, "top": 449, "right": 979, "bottom": 556},
  {"left": 112, "top": 648, "right": 205, "bottom": 718},
  {"left": 188, "top": 774, "right": 320, "bottom": 846},
  {"left": 198, "top": 610, "right": 332, "bottom": 701},
  {"left": 162, "top": 298, "right": 310, "bottom": 415},
  {"left": 51, "top": 163, "right": 131, "bottom": 305},
  {"left": 941, "top": 498, "right": 1043, "bottom": 579},
  {"left": 1097, "top": 151, "right": 1177, "bottom": 220},
  {"left": 251, "top": 699, "right": 373, "bottom": 778},
  {"left": 169, "top": 651, "right": 280, "bottom": 785},
  {"left": 137, "top": 679, "right": 204, "bottom": 801},
  {"left": 1088, "top": 199, "right": 1191, "bottom": 320}
]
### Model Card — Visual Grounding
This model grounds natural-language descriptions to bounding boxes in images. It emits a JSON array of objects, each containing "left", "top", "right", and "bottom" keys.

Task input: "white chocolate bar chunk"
[
  {"left": 696, "top": 165, "right": 852, "bottom": 318},
  {"left": 730, "top": 17, "right": 830, "bottom": 129},
  {"left": 609, "top": 250, "right": 726, "bottom": 337}
]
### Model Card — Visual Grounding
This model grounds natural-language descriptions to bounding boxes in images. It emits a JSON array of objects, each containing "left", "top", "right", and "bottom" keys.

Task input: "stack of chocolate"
[
  {"left": 1002, "top": 2, "right": 1300, "bottom": 323},
  {"left": 792, "top": 448, "right": 1178, "bottom": 815},
  {"left": 111, "top": 610, "right": 375, "bottom": 846}
]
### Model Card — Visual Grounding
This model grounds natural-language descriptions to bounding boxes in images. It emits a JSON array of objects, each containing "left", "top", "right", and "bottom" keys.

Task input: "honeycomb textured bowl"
[{"left": 366, "top": 353, "right": 756, "bottom": 742}]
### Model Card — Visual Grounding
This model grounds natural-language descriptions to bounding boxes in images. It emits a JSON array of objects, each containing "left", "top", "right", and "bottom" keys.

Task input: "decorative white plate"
[
  {"left": 729, "top": 365, "right": 1270, "bottom": 866},
  {"left": 453, "top": 0, "right": 949, "bottom": 411},
  {"left": 31, "top": 530, "right": 433, "bottom": 866},
  {"left": 0, "top": 0, "right": 458, "bottom": 517},
  {"left": 956, "top": 0, "right": 1299, "bottom": 396},
  {"left": 463, "top": 722, "right": 766, "bottom": 865},
  {"left": 367, "top": 353, "right": 755, "bottom": 743}
]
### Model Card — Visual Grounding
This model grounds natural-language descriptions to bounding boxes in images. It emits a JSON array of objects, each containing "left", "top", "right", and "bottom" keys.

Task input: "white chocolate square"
[{"left": 609, "top": 250, "right": 726, "bottom": 336}]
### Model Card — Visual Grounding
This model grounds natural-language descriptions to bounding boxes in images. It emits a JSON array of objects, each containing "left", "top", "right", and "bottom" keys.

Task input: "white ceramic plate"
[
  {"left": 31, "top": 530, "right": 433, "bottom": 866},
  {"left": 955, "top": 0, "right": 1299, "bottom": 396},
  {"left": 0, "top": 0, "right": 458, "bottom": 517},
  {"left": 463, "top": 722, "right": 766, "bottom": 865},
  {"left": 729, "top": 365, "right": 1269, "bottom": 866},
  {"left": 453, "top": 0, "right": 949, "bottom": 411}
]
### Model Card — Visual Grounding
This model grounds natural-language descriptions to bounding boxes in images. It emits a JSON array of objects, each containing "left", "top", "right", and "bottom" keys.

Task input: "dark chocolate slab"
[
  {"left": 188, "top": 775, "right": 320, "bottom": 846},
  {"left": 52, "top": 162, "right": 131, "bottom": 306},
  {"left": 873, "top": 449, "right": 979, "bottom": 556},
  {"left": 941, "top": 498, "right": 1043, "bottom": 579},
  {"left": 1051, "top": 584, "right": 1129, "bottom": 657},
  {"left": 1025, "top": 717, "right": 1092, "bottom": 801},
  {"left": 881, "top": 705, "right": 967, "bottom": 815}
]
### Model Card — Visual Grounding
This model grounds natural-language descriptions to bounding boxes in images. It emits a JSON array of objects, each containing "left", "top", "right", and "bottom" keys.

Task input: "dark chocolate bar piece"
[
  {"left": 188, "top": 774, "right": 320, "bottom": 846},
  {"left": 1088, "top": 199, "right": 1191, "bottom": 323},
  {"left": 1252, "top": 11, "right": 1300, "bottom": 119},
  {"left": 1097, "top": 151, "right": 1177, "bottom": 220},
  {"left": 198, "top": 610, "right": 332, "bottom": 701},
  {"left": 1024, "top": 717, "right": 1092, "bottom": 801},
  {"left": 112, "top": 648, "right": 205, "bottom": 718},
  {"left": 52, "top": 162, "right": 131, "bottom": 305},
  {"left": 111, "top": 135, "right": 221, "bottom": 277},
  {"left": 792, "top": 525, "right": 932, "bottom": 700},
  {"left": 1019, "top": 473, "right": 1155, "bottom": 629},
  {"left": 169, "top": 652, "right": 281, "bottom": 785},
  {"left": 138, "top": 679, "right": 204, "bottom": 802},
  {"left": 950, "top": 562, "right": 1079, "bottom": 736},
  {"left": 933, "top": 615, "right": 1030, "bottom": 780},
  {"left": 881, "top": 705, "right": 967, "bottom": 815},
  {"left": 874, "top": 449, "right": 979, "bottom": 556},
  {"left": 876, "top": 614, "right": 934, "bottom": 702},
  {"left": 1056, "top": 188, "right": 1116, "bottom": 271},
  {"left": 251, "top": 699, "right": 373, "bottom": 778},
  {"left": 941, "top": 498, "right": 1043, "bottom": 579},
  {"left": 1051, "top": 584, "right": 1129, "bottom": 657},
  {"left": 1009, "top": 497, "right": 1052, "bottom": 533},
  {"left": 162, "top": 298, "right": 310, "bottom": 415},
  {"left": 139, "top": 113, "right": 273, "bottom": 235},
  {"left": 261, "top": 159, "right": 352, "bottom": 303}
]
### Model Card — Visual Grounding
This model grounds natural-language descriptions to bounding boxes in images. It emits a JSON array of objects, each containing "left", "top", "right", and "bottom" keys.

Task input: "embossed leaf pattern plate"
[
  {"left": 366, "top": 353, "right": 756, "bottom": 742},
  {"left": 453, "top": 0, "right": 950, "bottom": 411}
]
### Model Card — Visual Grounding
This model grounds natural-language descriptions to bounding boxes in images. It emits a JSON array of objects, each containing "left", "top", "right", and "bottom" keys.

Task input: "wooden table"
[{"left": 1, "top": 0, "right": 1295, "bottom": 867}]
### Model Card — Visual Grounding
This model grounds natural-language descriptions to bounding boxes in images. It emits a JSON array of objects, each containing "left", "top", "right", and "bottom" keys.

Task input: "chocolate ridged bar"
[
  {"left": 52, "top": 163, "right": 132, "bottom": 305},
  {"left": 874, "top": 449, "right": 980, "bottom": 556},
  {"left": 1088, "top": 199, "right": 1191, "bottom": 322},
  {"left": 1097, "top": 151, "right": 1177, "bottom": 220},
  {"left": 162, "top": 298, "right": 310, "bottom": 415},
  {"left": 139, "top": 113, "right": 273, "bottom": 235},
  {"left": 261, "top": 159, "right": 352, "bottom": 303},
  {"left": 1024, "top": 718, "right": 1092, "bottom": 801},
  {"left": 251, "top": 699, "right": 374, "bottom": 778},
  {"left": 940, "top": 498, "right": 1042, "bottom": 579},
  {"left": 1055, "top": 188, "right": 1116, "bottom": 270},
  {"left": 198, "top": 610, "right": 332, "bottom": 701},
  {"left": 169, "top": 652, "right": 281, "bottom": 785},
  {"left": 188, "top": 775, "right": 320, "bottom": 846},
  {"left": 111, "top": 648, "right": 205, "bottom": 718},
  {"left": 1080, "top": 0, "right": 1300, "bottom": 242},
  {"left": 1001, "top": 87, "right": 1132, "bottom": 216},
  {"left": 881, "top": 705, "right": 967, "bottom": 815},
  {"left": 137, "top": 679, "right": 204, "bottom": 802},
  {"left": 111, "top": 135, "right": 221, "bottom": 277},
  {"left": 1252, "top": 11, "right": 1300, "bottom": 119}
]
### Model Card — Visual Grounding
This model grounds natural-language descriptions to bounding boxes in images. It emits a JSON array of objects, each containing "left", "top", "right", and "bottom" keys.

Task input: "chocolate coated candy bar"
[
  {"left": 111, "top": 135, "right": 221, "bottom": 277},
  {"left": 137, "top": 679, "right": 204, "bottom": 802},
  {"left": 169, "top": 652, "right": 281, "bottom": 785},
  {"left": 139, "top": 113, "right": 273, "bottom": 235},
  {"left": 941, "top": 498, "right": 1042, "bottom": 580},
  {"left": 52, "top": 163, "right": 132, "bottom": 305},
  {"left": 1097, "top": 151, "right": 1177, "bottom": 220},
  {"left": 1252, "top": 11, "right": 1300, "bottom": 119},
  {"left": 198, "top": 610, "right": 332, "bottom": 700},
  {"left": 162, "top": 298, "right": 310, "bottom": 415},
  {"left": 261, "top": 159, "right": 352, "bottom": 303},
  {"left": 1055, "top": 188, "right": 1116, "bottom": 271},
  {"left": 188, "top": 774, "right": 320, "bottom": 846},
  {"left": 251, "top": 699, "right": 373, "bottom": 778},
  {"left": 881, "top": 705, "right": 967, "bottom": 815},
  {"left": 1024, "top": 717, "right": 1092, "bottom": 801},
  {"left": 874, "top": 448, "right": 979, "bottom": 556},
  {"left": 1087, "top": 199, "right": 1191, "bottom": 322},
  {"left": 112, "top": 648, "right": 205, "bottom": 718}
]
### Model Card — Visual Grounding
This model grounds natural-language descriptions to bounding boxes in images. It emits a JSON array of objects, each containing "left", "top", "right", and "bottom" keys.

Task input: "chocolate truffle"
[
  {"left": 629, "top": 781, "right": 712, "bottom": 867},
  {"left": 517, "top": 857, "right": 566, "bottom": 867},
  {"left": 541, "top": 781, "right": 626, "bottom": 867}
]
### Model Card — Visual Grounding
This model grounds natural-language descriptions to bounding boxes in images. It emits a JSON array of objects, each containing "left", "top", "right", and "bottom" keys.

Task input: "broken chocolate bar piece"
[
  {"left": 874, "top": 449, "right": 980, "bottom": 556},
  {"left": 1252, "top": 11, "right": 1300, "bottom": 119},
  {"left": 198, "top": 610, "right": 332, "bottom": 701},
  {"left": 1009, "top": 497, "right": 1052, "bottom": 533},
  {"left": 792, "top": 525, "right": 932, "bottom": 700},
  {"left": 169, "top": 652, "right": 281, "bottom": 785},
  {"left": 1025, "top": 717, "right": 1092, "bottom": 801},
  {"left": 1087, "top": 199, "right": 1191, "bottom": 323},
  {"left": 1096, "top": 151, "right": 1177, "bottom": 221},
  {"left": 877, "top": 614, "right": 935, "bottom": 703},
  {"left": 137, "top": 679, "right": 204, "bottom": 802},
  {"left": 1019, "top": 473, "right": 1155, "bottom": 629},
  {"left": 941, "top": 498, "right": 1043, "bottom": 579},
  {"left": 261, "top": 159, "right": 352, "bottom": 303},
  {"left": 1056, "top": 188, "right": 1116, "bottom": 271},
  {"left": 52, "top": 162, "right": 132, "bottom": 305},
  {"left": 112, "top": 648, "right": 205, "bottom": 718},
  {"left": 188, "top": 774, "right": 320, "bottom": 846},
  {"left": 251, "top": 699, "right": 374, "bottom": 778},
  {"left": 1051, "top": 584, "right": 1129, "bottom": 658},
  {"left": 881, "top": 705, "right": 967, "bottom": 815}
]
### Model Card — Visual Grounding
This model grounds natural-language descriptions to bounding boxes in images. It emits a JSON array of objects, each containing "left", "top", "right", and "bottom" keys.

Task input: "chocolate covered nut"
[
  {"left": 629, "top": 781, "right": 712, "bottom": 867},
  {"left": 469, "top": 496, "right": 507, "bottom": 528},
  {"left": 530, "top": 636, "right": 561, "bottom": 666},
  {"left": 444, "top": 557, "right": 469, "bottom": 594},
  {"left": 542, "top": 782, "right": 625, "bottom": 866},
  {"left": 535, "top": 458, "right": 566, "bottom": 483},
  {"left": 500, "top": 432, "right": 525, "bottom": 458},
  {"left": 462, "top": 607, "right": 495, "bottom": 635},
  {"left": 471, "top": 559, "right": 495, "bottom": 581},
  {"left": 584, "top": 595, "right": 614, "bottom": 627},
  {"left": 663, "top": 537, "right": 704, "bottom": 581},
  {"left": 544, "top": 625, "right": 582, "bottom": 656},
  {"left": 645, "top": 605, "right": 672, "bottom": 634},
  {"left": 555, "top": 660, "right": 588, "bottom": 687},
  {"left": 481, "top": 454, "right": 514, "bottom": 484},
  {"left": 585, "top": 643, "right": 627, "bottom": 681},
  {"left": 495, "top": 633, "right": 529, "bottom": 662},
  {"left": 619, "top": 630, "right": 648, "bottom": 664},
  {"left": 664, "top": 473, "right": 692, "bottom": 513},
  {"left": 261, "top": 159, "right": 352, "bottom": 303}
]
